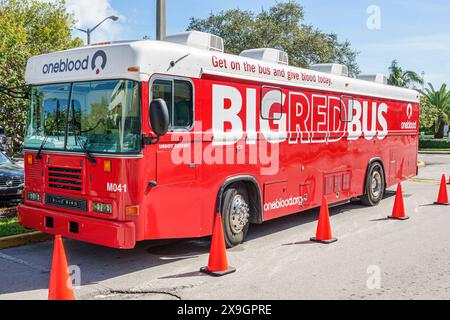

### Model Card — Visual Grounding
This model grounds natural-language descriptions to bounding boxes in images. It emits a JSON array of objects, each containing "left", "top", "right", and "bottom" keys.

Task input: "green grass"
[{"left": 0, "top": 217, "right": 31, "bottom": 238}]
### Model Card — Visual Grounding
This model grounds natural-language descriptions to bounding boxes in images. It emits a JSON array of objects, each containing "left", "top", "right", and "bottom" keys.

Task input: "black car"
[{"left": 0, "top": 152, "right": 24, "bottom": 202}]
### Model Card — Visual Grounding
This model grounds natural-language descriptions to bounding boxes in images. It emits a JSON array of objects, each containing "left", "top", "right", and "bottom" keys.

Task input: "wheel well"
[
  {"left": 364, "top": 159, "right": 387, "bottom": 194},
  {"left": 216, "top": 176, "right": 263, "bottom": 225}
]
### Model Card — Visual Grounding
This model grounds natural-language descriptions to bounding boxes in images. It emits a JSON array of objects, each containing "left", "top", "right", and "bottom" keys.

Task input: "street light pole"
[
  {"left": 421, "top": 71, "right": 425, "bottom": 89},
  {"left": 156, "top": 0, "right": 166, "bottom": 40},
  {"left": 76, "top": 16, "right": 119, "bottom": 45}
]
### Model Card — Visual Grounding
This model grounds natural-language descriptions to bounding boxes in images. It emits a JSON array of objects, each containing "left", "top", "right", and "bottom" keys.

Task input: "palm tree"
[
  {"left": 418, "top": 83, "right": 450, "bottom": 139},
  {"left": 388, "top": 60, "right": 424, "bottom": 88}
]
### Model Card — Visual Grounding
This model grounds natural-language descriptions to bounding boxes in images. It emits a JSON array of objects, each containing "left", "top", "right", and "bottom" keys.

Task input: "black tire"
[
  {"left": 221, "top": 184, "right": 251, "bottom": 248},
  {"left": 361, "top": 162, "right": 386, "bottom": 206}
]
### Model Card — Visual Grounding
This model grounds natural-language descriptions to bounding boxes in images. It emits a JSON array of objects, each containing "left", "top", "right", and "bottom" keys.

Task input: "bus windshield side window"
[{"left": 151, "top": 79, "right": 193, "bottom": 130}]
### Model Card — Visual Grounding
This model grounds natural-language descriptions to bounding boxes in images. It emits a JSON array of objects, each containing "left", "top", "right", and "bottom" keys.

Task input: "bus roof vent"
[
  {"left": 310, "top": 63, "right": 349, "bottom": 77},
  {"left": 357, "top": 73, "right": 388, "bottom": 85},
  {"left": 163, "top": 31, "right": 224, "bottom": 52},
  {"left": 239, "top": 48, "right": 289, "bottom": 65}
]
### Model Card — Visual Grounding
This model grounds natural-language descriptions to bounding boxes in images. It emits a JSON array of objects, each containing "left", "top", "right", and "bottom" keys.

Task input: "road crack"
[{"left": 100, "top": 288, "right": 182, "bottom": 300}]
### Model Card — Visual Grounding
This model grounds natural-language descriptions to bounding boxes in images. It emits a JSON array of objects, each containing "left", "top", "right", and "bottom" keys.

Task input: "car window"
[{"left": 0, "top": 152, "right": 11, "bottom": 165}]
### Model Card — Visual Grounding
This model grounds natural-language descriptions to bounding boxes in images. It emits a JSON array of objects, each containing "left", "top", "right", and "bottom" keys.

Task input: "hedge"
[{"left": 419, "top": 138, "right": 450, "bottom": 149}]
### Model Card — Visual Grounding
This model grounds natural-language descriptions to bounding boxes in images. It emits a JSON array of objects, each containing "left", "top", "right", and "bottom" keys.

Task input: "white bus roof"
[{"left": 25, "top": 40, "right": 420, "bottom": 103}]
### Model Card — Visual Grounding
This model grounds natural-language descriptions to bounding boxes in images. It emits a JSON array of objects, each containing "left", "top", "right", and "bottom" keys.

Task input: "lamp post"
[
  {"left": 421, "top": 71, "right": 425, "bottom": 89},
  {"left": 156, "top": 0, "right": 166, "bottom": 40},
  {"left": 76, "top": 16, "right": 119, "bottom": 45}
]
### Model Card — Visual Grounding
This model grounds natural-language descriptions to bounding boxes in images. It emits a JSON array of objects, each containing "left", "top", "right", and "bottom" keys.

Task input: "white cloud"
[{"left": 39, "top": 0, "right": 126, "bottom": 44}]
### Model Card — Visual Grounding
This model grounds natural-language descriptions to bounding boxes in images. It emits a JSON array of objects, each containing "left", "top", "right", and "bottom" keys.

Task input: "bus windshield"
[{"left": 24, "top": 80, "right": 141, "bottom": 154}]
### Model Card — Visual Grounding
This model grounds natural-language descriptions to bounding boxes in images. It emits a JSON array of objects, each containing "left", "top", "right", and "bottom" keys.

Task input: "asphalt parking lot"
[{"left": 1, "top": 154, "right": 449, "bottom": 300}]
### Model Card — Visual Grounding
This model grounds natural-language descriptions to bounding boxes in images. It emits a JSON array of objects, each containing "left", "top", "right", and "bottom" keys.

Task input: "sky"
[{"left": 53, "top": 0, "right": 450, "bottom": 87}]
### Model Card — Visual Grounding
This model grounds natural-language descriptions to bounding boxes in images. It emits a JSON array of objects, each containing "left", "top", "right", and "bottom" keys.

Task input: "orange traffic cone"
[
  {"left": 200, "top": 213, "right": 236, "bottom": 277},
  {"left": 388, "top": 183, "right": 410, "bottom": 220},
  {"left": 435, "top": 175, "right": 450, "bottom": 205},
  {"left": 48, "top": 235, "right": 75, "bottom": 300},
  {"left": 310, "top": 197, "right": 338, "bottom": 244}
]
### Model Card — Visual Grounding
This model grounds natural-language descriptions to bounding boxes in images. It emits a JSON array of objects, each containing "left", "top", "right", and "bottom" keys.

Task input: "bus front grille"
[{"left": 47, "top": 167, "right": 83, "bottom": 192}]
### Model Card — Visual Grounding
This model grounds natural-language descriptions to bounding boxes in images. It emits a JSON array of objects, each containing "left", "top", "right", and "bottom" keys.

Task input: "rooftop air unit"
[
  {"left": 310, "top": 63, "right": 349, "bottom": 77},
  {"left": 239, "top": 48, "right": 289, "bottom": 65},
  {"left": 163, "top": 31, "right": 224, "bottom": 53},
  {"left": 357, "top": 73, "right": 388, "bottom": 85}
]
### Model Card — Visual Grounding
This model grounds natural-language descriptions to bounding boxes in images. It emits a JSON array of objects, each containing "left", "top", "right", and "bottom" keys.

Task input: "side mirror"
[{"left": 149, "top": 98, "right": 169, "bottom": 137}]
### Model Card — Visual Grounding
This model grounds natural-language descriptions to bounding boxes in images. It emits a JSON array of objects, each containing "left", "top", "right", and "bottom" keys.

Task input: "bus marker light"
[
  {"left": 128, "top": 67, "right": 140, "bottom": 73},
  {"left": 27, "top": 155, "right": 33, "bottom": 165},
  {"left": 104, "top": 160, "right": 112, "bottom": 173},
  {"left": 126, "top": 206, "right": 140, "bottom": 217}
]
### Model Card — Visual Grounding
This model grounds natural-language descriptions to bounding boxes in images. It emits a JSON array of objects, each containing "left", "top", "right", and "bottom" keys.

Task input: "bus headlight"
[
  {"left": 93, "top": 202, "right": 113, "bottom": 214},
  {"left": 27, "top": 192, "right": 41, "bottom": 202}
]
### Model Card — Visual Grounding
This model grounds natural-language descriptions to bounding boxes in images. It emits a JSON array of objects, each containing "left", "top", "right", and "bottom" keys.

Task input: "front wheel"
[
  {"left": 221, "top": 184, "right": 251, "bottom": 248},
  {"left": 361, "top": 162, "right": 386, "bottom": 206}
]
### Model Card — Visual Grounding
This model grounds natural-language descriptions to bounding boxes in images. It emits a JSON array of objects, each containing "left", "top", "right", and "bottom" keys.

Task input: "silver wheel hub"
[
  {"left": 229, "top": 195, "right": 250, "bottom": 234},
  {"left": 371, "top": 171, "right": 382, "bottom": 198}
]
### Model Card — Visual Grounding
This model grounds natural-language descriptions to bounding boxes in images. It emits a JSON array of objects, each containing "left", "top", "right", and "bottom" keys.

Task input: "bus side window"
[
  {"left": 261, "top": 86, "right": 283, "bottom": 121},
  {"left": 340, "top": 95, "right": 354, "bottom": 123},
  {"left": 174, "top": 80, "right": 193, "bottom": 129},
  {"left": 151, "top": 79, "right": 193, "bottom": 130},
  {"left": 152, "top": 79, "right": 173, "bottom": 127}
]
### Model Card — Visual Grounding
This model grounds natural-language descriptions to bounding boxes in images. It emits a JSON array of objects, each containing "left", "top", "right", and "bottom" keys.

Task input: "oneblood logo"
[
  {"left": 92, "top": 50, "right": 107, "bottom": 75},
  {"left": 401, "top": 103, "right": 417, "bottom": 130},
  {"left": 42, "top": 50, "right": 107, "bottom": 75}
]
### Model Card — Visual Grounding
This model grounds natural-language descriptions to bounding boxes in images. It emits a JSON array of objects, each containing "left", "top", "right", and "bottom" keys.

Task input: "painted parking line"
[
  {"left": 408, "top": 179, "right": 441, "bottom": 184},
  {"left": 0, "top": 252, "right": 49, "bottom": 273}
]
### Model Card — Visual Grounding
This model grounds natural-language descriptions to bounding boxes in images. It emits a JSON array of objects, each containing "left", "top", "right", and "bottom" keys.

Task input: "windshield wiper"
[
  {"left": 70, "top": 102, "right": 96, "bottom": 165},
  {"left": 78, "top": 137, "right": 96, "bottom": 164},
  {"left": 35, "top": 134, "right": 49, "bottom": 160}
]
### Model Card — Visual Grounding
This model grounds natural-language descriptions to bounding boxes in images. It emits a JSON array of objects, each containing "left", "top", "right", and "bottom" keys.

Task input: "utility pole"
[
  {"left": 421, "top": 71, "right": 425, "bottom": 89},
  {"left": 156, "top": 0, "right": 167, "bottom": 40}
]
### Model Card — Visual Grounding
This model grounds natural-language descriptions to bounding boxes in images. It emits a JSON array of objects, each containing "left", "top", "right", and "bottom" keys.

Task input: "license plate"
[{"left": 45, "top": 194, "right": 87, "bottom": 212}]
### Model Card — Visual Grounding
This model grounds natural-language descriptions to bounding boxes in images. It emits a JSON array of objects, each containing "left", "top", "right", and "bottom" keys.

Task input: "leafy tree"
[
  {"left": 419, "top": 97, "right": 440, "bottom": 133},
  {"left": 187, "top": 1, "right": 360, "bottom": 76},
  {"left": 387, "top": 60, "right": 423, "bottom": 88},
  {"left": 0, "top": 0, "right": 83, "bottom": 154},
  {"left": 418, "top": 83, "right": 450, "bottom": 138}
]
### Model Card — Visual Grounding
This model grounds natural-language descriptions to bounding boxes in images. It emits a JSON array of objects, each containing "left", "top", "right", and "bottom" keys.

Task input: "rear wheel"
[
  {"left": 221, "top": 184, "right": 251, "bottom": 248},
  {"left": 361, "top": 162, "right": 385, "bottom": 206}
]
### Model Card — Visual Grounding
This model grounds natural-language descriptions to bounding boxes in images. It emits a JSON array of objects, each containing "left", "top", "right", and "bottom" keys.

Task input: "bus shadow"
[
  {"left": 248, "top": 191, "right": 398, "bottom": 245},
  {"left": 0, "top": 237, "right": 213, "bottom": 296}
]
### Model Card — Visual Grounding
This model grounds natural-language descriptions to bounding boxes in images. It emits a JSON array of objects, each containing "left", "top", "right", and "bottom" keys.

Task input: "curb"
[
  {"left": 0, "top": 231, "right": 52, "bottom": 250},
  {"left": 419, "top": 151, "right": 450, "bottom": 155}
]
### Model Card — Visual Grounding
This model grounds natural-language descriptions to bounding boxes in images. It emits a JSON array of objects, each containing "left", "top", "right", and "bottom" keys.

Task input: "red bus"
[{"left": 19, "top": 31, "right": 421, "bottom": 249}]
